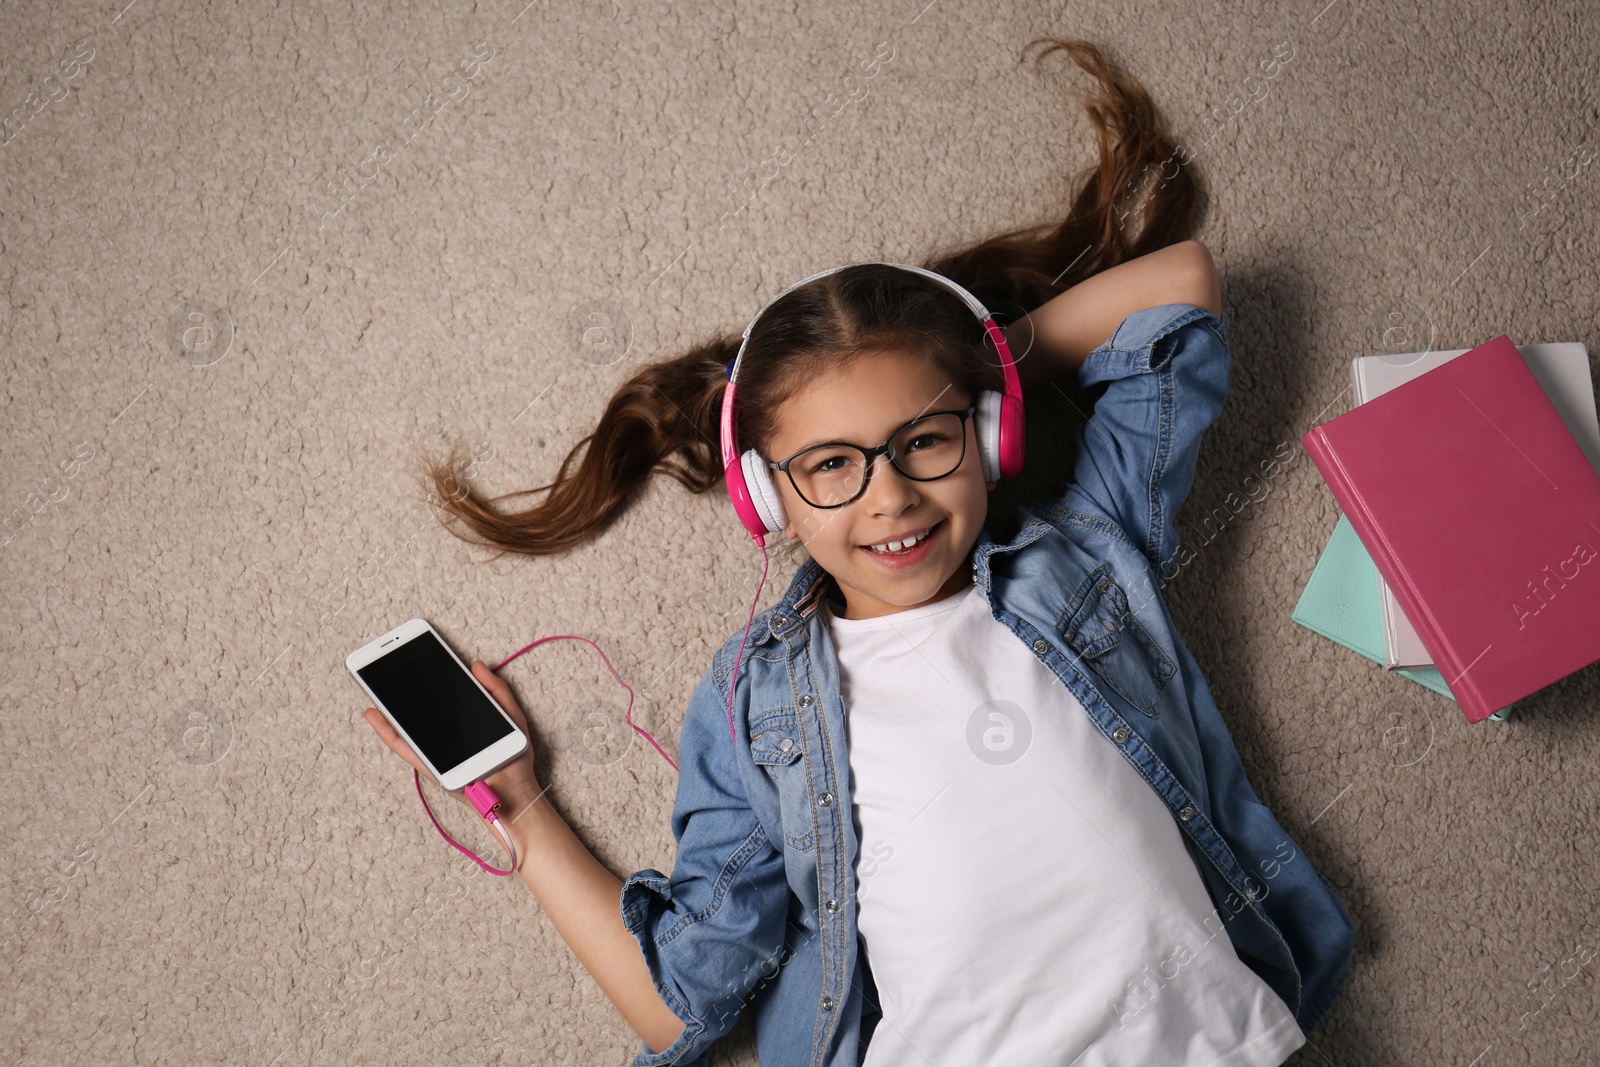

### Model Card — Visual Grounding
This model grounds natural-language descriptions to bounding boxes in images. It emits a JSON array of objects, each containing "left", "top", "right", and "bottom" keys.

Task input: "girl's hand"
[{"left": 362, "top": 660, "right": 546, "bottom": 821}]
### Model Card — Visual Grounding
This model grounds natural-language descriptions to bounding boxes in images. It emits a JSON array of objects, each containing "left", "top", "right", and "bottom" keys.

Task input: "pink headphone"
[{"left": 719, "top": 261, "right": 1027, "bottom": 548}]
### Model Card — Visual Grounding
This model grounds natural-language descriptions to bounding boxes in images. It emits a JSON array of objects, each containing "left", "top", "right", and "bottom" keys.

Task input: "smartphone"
[{"left": 346, "top": 619, "right": 527, "bottom": 791}]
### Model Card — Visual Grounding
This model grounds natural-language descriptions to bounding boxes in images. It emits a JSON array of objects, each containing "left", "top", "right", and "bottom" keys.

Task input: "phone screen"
[{"left": 356, "top": 629, "right": 514, "bottom": 774}]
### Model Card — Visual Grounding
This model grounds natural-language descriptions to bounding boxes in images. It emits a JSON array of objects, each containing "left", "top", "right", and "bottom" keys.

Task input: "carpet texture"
[{"left": 2, "top": 1, "right": 1597, "bottom": 1064}]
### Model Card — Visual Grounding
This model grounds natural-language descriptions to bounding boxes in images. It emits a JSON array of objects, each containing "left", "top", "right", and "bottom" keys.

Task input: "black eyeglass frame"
[{"left": 766, "top": 405, "right": 978, "bottom": 510}]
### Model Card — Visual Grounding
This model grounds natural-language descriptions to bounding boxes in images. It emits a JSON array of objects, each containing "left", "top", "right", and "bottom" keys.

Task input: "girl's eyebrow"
[
  {"left": 792, "top": 385, "right": 963, "bottom": 452},
  {"left": 793, "top": 426, "right": 894, "bottom": 452}
]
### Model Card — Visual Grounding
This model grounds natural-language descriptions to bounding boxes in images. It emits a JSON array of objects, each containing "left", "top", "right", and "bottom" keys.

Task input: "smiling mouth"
[{"left": 861, "top": 520, "right": 942, "bottom": 555}]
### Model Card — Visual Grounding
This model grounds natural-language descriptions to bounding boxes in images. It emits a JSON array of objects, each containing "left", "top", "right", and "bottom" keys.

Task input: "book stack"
[{"left": 1293, "top": 335, "right": 1600, "bottom": 723}]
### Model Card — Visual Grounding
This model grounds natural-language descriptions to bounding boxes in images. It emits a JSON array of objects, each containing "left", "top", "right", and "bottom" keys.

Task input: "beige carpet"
[{"left": 3, "top": 0, "right": 1597, "bottom": 1064}]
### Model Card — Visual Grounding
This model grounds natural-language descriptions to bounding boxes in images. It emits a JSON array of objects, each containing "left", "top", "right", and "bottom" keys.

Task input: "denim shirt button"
[
  {"left": 1112, "top": 726, "right": 1131, "bottom": 744},
  {"left": 1245, "top": 884, "right": 1261, "bottom": 901},
  {"left": 821, "top": 995, "right": 835, "bottom": 1011},
  {"left": 1031, "top": 639, "right": 1048, "bottom": 653},
  {"left": 774, "top": 615, "right": 789, "bottom": 629},
  {"left": 824, "top": 898, "right": 840, "bottom": 913},
  {"left": 1178, "top": 805, "right": 1197, "bottom": 821},
  {"left": 779, "top": 738, "right": 794, "bottom": 752},
  {"left": 819, "top": 792, "right": 834, "bottom": 806},
  {"left": 799, "top": 694, "right": 813, "bottom": 707}
]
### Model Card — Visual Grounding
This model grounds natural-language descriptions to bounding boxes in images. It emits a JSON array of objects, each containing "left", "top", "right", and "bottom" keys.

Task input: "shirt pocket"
[
  {"left": 748, "top": 709, "right": 815, "bottom": 851},
  {"left": 1055, "top": 562, "right": 1177, "bottom": 716}
]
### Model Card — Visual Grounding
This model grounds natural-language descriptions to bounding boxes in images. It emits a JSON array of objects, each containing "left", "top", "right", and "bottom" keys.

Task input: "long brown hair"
[{"left": 420, "top": 37, "right": 1201, "bottom": 560}]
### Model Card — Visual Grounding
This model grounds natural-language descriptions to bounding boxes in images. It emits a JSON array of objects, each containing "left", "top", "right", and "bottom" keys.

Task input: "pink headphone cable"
[
  {"left": 493, "top": 632, "right": 666, "bottom": 767},
  {"left": 414, "top": 539, "right": 773, "bottom": 874},
  {"left": 413, "top": 769, "right": 522, "bottom": 875},
  {"left": 723, "top": 535, "right": 773, "bottom": 742}
]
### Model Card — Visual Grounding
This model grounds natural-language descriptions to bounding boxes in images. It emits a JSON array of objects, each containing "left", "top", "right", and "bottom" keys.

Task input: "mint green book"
[{"left": 1292, "top": 514, "right": 1458, "bottom": 700}]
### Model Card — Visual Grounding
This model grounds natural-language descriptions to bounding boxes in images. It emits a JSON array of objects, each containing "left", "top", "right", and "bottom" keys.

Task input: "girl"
[{"left": 363, "top": 37, "right": 1355, "bottom": 1067}]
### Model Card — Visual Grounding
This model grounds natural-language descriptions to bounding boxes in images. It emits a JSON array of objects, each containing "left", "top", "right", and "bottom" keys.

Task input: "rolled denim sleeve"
[
  {"left": 618, "top": 661, "right": 791, "bottom": 1066},
  {"left": 1057, "top": 303, "right": 1231, "bottom": 582}
]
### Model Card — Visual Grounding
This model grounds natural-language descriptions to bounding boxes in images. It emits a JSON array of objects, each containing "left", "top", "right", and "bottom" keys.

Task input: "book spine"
[{"left": 1300, "top": 427, "right": 1492, "bottom": 721}]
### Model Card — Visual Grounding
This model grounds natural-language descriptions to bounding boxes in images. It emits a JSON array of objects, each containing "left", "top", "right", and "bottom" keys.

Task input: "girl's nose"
[{"left": 861, "top": 452, "right": 918, "bottom": 513}]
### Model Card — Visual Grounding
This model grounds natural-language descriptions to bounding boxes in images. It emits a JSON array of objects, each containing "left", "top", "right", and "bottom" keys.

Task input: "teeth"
[{"left": 868, "top": 527, "right": 931, "bottom": 553}]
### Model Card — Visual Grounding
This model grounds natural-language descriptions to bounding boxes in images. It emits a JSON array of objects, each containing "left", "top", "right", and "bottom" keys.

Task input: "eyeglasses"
[{"left": 767, "top": 406, "right": 976, "bottom": 510}]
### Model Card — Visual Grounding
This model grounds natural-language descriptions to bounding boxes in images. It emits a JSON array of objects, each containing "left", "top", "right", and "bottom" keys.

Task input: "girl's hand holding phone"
[{"left": 362, "top": 660, "right": 546, "bottom": 822}]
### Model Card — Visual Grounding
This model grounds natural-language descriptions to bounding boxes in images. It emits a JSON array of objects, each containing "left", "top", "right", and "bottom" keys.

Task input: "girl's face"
[{"left": 767, "top": 348, "right": 997, "bottom": 620}]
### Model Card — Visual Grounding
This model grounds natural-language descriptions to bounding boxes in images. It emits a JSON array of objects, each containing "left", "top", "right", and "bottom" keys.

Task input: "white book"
[{"left": 1350, "top": 342, "right": 1600, "bottom": 671}]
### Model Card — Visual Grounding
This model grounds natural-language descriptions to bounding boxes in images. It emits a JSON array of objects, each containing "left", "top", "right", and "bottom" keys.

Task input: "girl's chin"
[{"left": 849, "top": 561, "right": 962, "bottom": 599}]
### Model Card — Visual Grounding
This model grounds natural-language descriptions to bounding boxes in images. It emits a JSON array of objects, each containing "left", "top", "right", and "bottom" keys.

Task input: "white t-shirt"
[{"left": 823, "top": 582, "right": 1306, "bottom": 1067}]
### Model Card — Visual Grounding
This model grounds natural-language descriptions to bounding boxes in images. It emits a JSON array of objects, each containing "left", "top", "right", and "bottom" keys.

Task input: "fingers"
[
  {"left": 360, "top": 662, "right": 528, "bottom": 788},
  {"left": 471, "top": 660, "right": 528, "bottom": 729},
  {"left": 363, "top": 707, "right": 426, "bottom": 775}
]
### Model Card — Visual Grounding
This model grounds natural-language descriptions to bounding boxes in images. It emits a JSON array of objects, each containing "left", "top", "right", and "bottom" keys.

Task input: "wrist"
[{"left": 498, "top": 784, "right": 563, "bottom": 850}]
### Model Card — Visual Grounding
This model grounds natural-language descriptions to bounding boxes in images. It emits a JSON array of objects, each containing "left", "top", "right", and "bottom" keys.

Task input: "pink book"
[{"left": 1302, "top": 334, "right": 1600, "bottom": 723}]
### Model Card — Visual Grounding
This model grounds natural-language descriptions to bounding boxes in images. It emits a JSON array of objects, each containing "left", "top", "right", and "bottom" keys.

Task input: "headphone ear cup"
[
  {"left": 975, "top": 389, "right": 1004, "bottom": 482},
  {"left": 740, "top": 448, "right": 788, "bottom": 535},
  {"left": 997, "top": 390, "right": 1025, "bottom": 479}
]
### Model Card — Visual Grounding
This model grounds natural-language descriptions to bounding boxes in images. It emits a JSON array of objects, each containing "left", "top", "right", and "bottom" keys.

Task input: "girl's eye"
[
  {"left": 907, "top": 433, "right": 949, "bottom": 451},
  {"left": 809, "top": 455, "right": 851, "bottom": 475}
]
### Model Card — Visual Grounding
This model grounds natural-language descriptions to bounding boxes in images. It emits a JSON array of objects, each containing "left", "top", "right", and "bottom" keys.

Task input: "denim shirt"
[{"left": 619, "top": 304, "right": 1357, "bottom": 1067}]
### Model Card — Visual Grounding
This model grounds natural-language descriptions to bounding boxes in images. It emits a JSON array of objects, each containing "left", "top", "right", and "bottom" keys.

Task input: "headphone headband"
[{"left": 726, "top": 261, "right": 998, "bottom": 386}]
